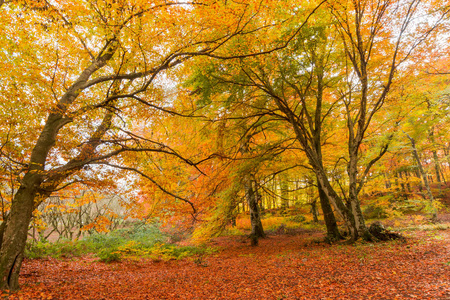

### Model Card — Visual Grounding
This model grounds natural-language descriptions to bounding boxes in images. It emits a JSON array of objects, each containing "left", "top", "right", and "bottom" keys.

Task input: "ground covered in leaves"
[{"left": 5, "top": 228, "right": 449, "bottom": 300}]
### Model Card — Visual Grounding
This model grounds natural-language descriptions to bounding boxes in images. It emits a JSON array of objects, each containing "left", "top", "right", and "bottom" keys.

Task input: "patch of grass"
[
  {"left": 26, "top": 222, "right": 214, "bottom": 263},
  {"left": 83, "top": 222, "right": 166, "bottom": 251},
  {"left": 223, "top": 227, "right": 246, "bottom": 236},
  {"left": 25, "top": 239, "right": 88, "bottom": 259},
  {"left": 287, "top": 215, "right": 306, "bottom": 223},
  {"left": 394, "top": 223, "right": 450, "bottom": 232},
  {"left": 235, "top": 213, "right": 324, "bottom": 235}
]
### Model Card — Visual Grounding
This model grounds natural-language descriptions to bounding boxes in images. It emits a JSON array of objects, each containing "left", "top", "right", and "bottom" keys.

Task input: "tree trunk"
[
  {"left": 348, "top": 151, "right": 371, "bottom": 241},
  {"left": 398, "top": 171, "right": 408, "bottom": 199},
  {"left": 0, "top": 186, "right": 36, "bottom": 291},
  {"left": 433, "top": 150, "right": 441, "bottom": 183},
  {"left": 245, "top": 177, "right": 265, "bottom": 246},
  {"left": 259, "top": 192, "right": 265, "bottom": 216},
  {"left": 238, "top": 133, "right": 265, "bottom": 245},
  {"left": 315, "top": 169, "right": 358, "bottom": 240},
  {"left": 0, "top": 214, "right": 8, "bottom": 250},
  {"left": 317, "top": 177, "right": 342, "bottom": 241},
  {"left": 310, "top": 199, "right": 319, "bottom": 223},
  {"left": 406, "top": 134, "right": 438, "bottom": 222},
  {"left": 383, "top": 172, "right": 392, "bottom": 190},
  {"left": 404, "top": 171, "right": 412, "bottom": 193},
  {"left": 280, "top": 174, "right": 289, "bottom": 212},
  {"left": 432, "top": 150, "right": 444, "bottom": 196}
]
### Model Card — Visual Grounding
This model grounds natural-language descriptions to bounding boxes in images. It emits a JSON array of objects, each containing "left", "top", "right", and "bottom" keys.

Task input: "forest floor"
[{"left": 6, "top": 221, "right": 450, "bottom": 300}]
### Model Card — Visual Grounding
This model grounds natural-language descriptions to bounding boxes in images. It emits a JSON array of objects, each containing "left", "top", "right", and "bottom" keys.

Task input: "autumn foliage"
[{"left": 0, "top": 0, "right": 449, "bottom": 295}]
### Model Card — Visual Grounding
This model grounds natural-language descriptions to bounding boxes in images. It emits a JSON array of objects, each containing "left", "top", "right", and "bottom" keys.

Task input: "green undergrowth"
[
  {"left": 98, "top": 242, "right": 217, "bottom": 263},
  {"left": 225, "top": 213, "right": 324, "bottom": 237},
  {"left": 393, "top": 223, "right": 450, "bottom": 232},
  {"left": 25, "top": 222, "right": 215, "bottom": 263}
]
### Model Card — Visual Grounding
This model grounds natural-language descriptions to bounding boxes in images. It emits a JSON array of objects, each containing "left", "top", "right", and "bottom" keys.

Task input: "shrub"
[
  {"left": 82, "top": 222, "right": 166, "bottom": 251},
  {"left": 288, "top": 215, "right": 306, "bottom": 223},
  {"left": 25, "top": 222, "right": 216, "bottom": 262},
  {"left": 363, "top": 205, "right": 388, "bottom": 219},
  {"left": 25, "top": 239, "right": 87, "bottom": 259},
  {"left": 98, "top": 248, "right": 122, "bottom": 263}
]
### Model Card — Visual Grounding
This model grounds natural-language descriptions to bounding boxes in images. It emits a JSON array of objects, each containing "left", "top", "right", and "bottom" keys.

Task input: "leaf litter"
[{"left": 6, "top": 230, "right": 450, "bottom": 299}]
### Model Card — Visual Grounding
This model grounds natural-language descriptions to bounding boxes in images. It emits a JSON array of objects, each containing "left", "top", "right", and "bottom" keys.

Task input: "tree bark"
[
  {"left": 280, "top": 174, "right": 289, "bottom": 212},
  {"left": 383, "top": 172, "right": 391, "bottom": 190},
  {"left": 406, "top": 133, "right": 438, "bottom": 222},
  {"left": 317, "top": 180, "right": 342, "bottom": 241},
  {"left": 347, "top": 145, "right": 372, "bottom": 240},
  {"left": 239, "top": 134, "right": 265, "bottom": 246},
  {"left": 397, "top": 171, "right": 408, "bottom": 199},
  {"left": 0, "top": 182, "right": 38, "bottom": 290},
  {"left": 0, "top": 214, "right": 8, "bottom": 250},
  {"left": 310, "top": 199, "right": 319, "bottom": 223},
  {"left": 433, "top": 150, "right": 442, "bottom": 183},
  {"left": 245, "top": 177, "right": 265, "bottom": 246},
  {"left": 404, "top": 171, "right": 412, "bottom": 193}
]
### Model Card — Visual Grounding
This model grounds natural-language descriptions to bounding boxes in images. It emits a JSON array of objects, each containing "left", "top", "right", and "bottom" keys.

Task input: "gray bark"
[
  {"left": 406, "top": 133, "right": 438, "bottom": 222},
  {"left": 245, "top": 178, "right": 265, "bottom": 246},
  {"left": 317, "top": 180, "right": 342, "bottom": 241},
  {"left": 240, "top": 135, "right": 265, "bottom": 245}
]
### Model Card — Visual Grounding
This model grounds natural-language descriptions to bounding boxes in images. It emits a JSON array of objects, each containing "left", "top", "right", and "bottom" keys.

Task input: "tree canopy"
[{"left": 0, "top": 0, "right": 449, "bottom": 292}]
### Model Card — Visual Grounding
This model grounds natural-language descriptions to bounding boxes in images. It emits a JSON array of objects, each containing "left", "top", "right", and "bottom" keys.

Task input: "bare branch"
[{"left": 96, "top": 162, "right": 197, "bottom": 214}]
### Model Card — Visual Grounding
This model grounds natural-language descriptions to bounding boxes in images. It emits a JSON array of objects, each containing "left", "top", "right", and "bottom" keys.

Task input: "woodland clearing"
[{"left": 6, "top": 221, "right": 450, "bottom": 300}]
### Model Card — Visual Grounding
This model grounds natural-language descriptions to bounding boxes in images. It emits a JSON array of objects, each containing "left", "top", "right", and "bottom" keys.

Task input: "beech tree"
[
  {"left": 0, "top": 0, "right": 298, "bottom": 291},
  {"left": 184, "top": 0, "right": 449, "bottom": 241},
  {"left": 137, "top": 1, "right": 329, "bottom": 244}
]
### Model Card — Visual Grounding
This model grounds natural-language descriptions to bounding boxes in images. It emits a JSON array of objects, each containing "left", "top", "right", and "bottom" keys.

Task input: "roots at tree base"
[{"left": 368, "top": 222, "right": 405, "bottom": 241}]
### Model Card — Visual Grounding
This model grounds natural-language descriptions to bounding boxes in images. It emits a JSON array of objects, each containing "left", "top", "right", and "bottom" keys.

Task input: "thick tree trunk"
[
  {"left": 310, "top": 198, "right": 319, "bottom": 223},
  {"left": 317, "top": 180, "right": 342, "bottom": 241},
  {"left": 0, "top": 186, "right": 36, "bottom": 291},
  {"left": 245, "top": 177, "right": 265, "bottom": 246},
  {"left": 239, "top": 134, "right": 265, "bottom": 245},
  {"left": 350, "top": 198, "right": 371, "bottom": 240},
  {"left": 0, "top": 214, "right": 8, "bottom": 250},
  {"left": 274, "top": 106, "right": 358, "bottom": 240},
  {"left": 347, "top": 149, "right": 371, "bottom": 241},
  {"left": 315, "top": 169, "right": 358, "bottom": 240}
]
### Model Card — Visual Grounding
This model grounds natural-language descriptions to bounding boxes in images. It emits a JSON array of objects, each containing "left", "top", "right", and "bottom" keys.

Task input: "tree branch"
[{"left": 96, "top": 162, "right": 197, "bottom": 214}]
